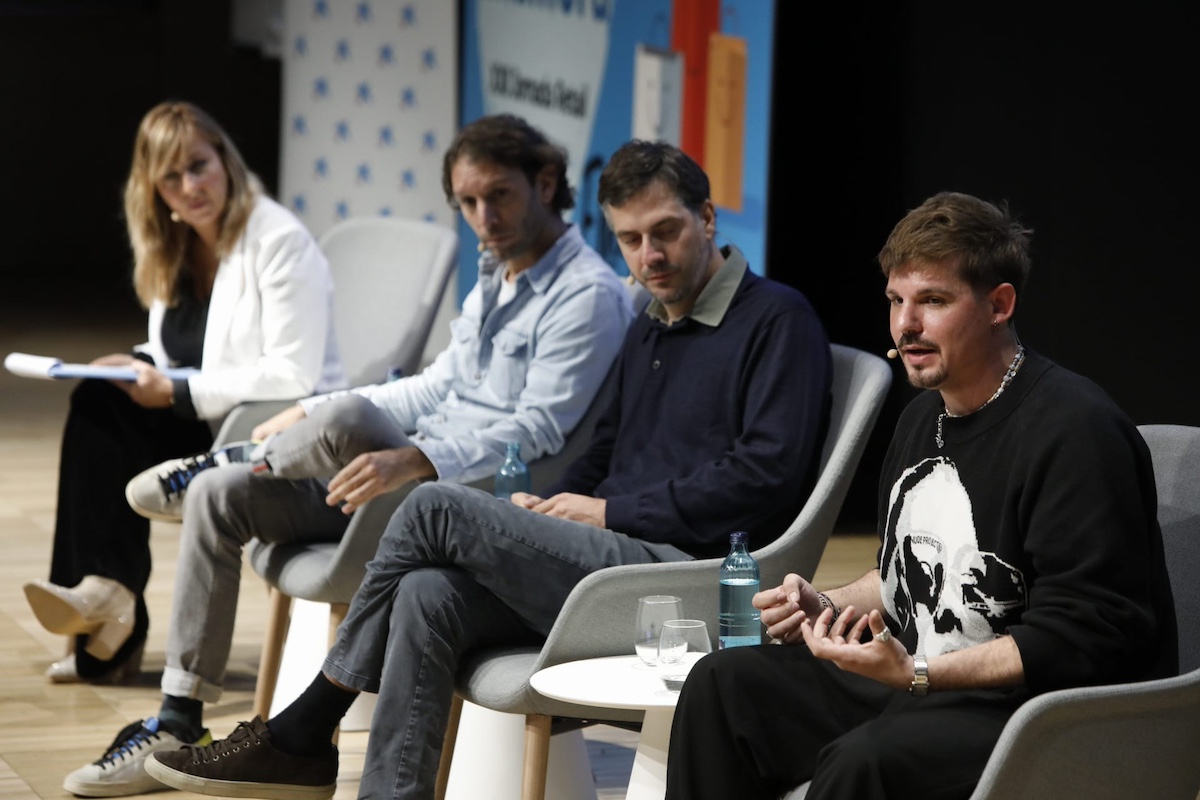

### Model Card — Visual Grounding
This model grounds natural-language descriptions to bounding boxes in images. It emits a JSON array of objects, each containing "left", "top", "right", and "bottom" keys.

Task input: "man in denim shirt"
[
  {"left": 143, "top": 143, "right": 832, "bottom": 800},
  {"left": 60, "top": 114, "right": 632, "bottom": 798}
]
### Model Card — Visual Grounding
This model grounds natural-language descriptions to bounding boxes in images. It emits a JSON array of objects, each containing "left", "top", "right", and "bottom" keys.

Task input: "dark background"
[
  {"left": 0, "top": 0, "right": 281, "bottom": 317},
  {"left": 2, "top": 2, "right": 1196, "bottom": 529},
  {"left": 768, "top": 2, "right": 1198, "bottom": 529}
]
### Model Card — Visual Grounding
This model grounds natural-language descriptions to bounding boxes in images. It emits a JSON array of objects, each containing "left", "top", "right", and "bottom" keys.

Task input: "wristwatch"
[{"left": 910, "top": 654, "right": 929, "bottom": 696}]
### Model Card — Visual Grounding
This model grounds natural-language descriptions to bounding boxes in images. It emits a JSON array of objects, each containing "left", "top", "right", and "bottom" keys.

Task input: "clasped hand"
[
  {"left": 510, "top": 491, "right": 606, "bottom": 528},
  {"left": 756, "top": 573, "right": 912, "bottom": 690}
]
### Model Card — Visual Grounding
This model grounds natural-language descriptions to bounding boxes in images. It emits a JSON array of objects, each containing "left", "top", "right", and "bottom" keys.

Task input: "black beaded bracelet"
[{"left": 816, "top": 591, "right": 840, "bottom": 625}]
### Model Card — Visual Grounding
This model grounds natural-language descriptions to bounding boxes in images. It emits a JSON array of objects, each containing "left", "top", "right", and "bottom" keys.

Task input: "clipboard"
[{"left": 5, "top": 352, "right": 199, "bottom": 382}]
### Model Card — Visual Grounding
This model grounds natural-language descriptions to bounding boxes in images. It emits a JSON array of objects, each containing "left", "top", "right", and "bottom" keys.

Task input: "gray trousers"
[
  {"left": 320, "top": 481, "right": 691, "bottom": 800},
  {"left": 163, "top": 396, "right": 411, "bottom": 702}
]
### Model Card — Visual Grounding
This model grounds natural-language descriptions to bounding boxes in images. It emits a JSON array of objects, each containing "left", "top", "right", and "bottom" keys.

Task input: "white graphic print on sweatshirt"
[{"left": 880, "top": 457, "right": 1027, "bottom": 657}]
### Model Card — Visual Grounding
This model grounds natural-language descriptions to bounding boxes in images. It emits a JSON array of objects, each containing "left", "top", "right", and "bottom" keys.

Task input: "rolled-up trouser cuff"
[{"left": 161, "top": 665, "right": 223, "bottom": 704}]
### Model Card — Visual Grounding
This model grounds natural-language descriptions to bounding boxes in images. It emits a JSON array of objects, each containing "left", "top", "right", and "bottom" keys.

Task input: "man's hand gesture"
[
  {"left": 800, "top": 606, "right": 911, "bottom": 690},
  {"left": 754, "top": 573, "right": 824, "bottom": 643}
]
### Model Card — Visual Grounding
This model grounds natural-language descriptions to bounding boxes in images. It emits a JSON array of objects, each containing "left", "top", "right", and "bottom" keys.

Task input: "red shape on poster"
[{"left": 671, "top": 0, "right": 720, "bottom": 166}]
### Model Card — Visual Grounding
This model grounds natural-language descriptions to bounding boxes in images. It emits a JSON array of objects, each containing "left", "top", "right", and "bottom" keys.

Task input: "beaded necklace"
[{"left": 935, "top": 345, "right": 1026, "bottom": 449}]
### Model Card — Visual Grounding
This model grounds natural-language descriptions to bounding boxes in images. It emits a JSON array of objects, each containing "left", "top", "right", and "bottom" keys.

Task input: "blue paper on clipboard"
[{"left": 4, "top": 352, "right": 198, "bottom": 382}]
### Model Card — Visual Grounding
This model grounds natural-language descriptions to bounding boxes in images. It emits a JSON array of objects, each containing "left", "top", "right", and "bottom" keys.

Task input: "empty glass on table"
[
  {"left": 634, "top": 595, "right": 683, "bottom": 666},
  {"left": 657, "top": 619, "right": 712, "bottom": 669}
]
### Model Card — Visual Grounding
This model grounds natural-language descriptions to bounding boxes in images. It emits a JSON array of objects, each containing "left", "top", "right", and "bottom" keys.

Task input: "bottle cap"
[{"left": 730, "top": 531, "right": 748, "bottom": 545}]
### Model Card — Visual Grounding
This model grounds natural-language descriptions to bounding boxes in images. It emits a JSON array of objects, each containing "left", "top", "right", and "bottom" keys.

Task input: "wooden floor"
[{"left": 0, "top": 312, "right": 878, "bottom": 800}]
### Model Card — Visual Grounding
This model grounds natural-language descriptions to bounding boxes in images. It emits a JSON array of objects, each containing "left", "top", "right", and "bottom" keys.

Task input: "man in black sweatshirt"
[{"left": 664, "top": 191, "right": 1178, "bottom": 800}]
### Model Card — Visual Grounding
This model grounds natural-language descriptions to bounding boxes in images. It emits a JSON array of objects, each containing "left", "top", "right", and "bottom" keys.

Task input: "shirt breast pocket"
[
  {"left": 489, "top": 327, "right": 530, "bottom": 402},
  {"left": 449, "top": 316, "right": 481, "bottom": 378}
]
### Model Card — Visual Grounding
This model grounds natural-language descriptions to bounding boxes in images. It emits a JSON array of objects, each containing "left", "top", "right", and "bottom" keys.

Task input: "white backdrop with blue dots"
[{"left": 280, "top": 0, "right": 458, "bottom": 238}]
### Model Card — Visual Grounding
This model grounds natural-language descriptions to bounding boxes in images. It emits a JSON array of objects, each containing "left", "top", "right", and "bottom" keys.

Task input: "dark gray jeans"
[
  {"left": 162, "top": 396, "right": 410, "bottom": 701},
  {"left": 321, "top": 481, "right": 691, "bottom": 800}
]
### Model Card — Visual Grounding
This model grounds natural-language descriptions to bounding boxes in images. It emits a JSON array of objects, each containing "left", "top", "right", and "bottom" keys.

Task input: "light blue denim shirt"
[{"left": 301, "top": 225, "right": 632, "bottom": 483}]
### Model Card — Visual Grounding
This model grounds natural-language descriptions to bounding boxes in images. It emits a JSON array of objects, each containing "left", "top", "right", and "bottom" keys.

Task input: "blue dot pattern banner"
[{"left": 281, "top": 0, "right": 458, "bottom": 238}]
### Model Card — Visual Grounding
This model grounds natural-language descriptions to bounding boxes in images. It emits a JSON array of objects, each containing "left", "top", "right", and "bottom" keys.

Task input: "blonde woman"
[{"left": 23, "top": 101, "right": 344, "bottom": 685}]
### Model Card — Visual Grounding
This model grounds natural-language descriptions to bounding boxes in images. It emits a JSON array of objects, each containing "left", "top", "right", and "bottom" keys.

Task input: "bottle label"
[
  {"left": 719, "top": 634, "right": 761, "bottom": 649},
  {"left": 719, "top": 577, "right": 761, "bottom": 649}
]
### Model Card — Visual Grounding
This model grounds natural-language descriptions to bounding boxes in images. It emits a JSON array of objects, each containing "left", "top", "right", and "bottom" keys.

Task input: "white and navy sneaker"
[
  {"left": 64, "top": 716, "right": 212, "bottom": 797},
  {"left": 125, "top": 442, "right": 256, "bottom": 522}
]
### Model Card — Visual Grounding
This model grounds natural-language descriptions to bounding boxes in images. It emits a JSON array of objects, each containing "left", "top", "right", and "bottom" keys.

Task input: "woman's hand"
[
  {"left": 90, "top": 353, "right": 136, "bottom": 367},
  {"left": 120, "top": 360, "right": 175, "bottom": 409}
]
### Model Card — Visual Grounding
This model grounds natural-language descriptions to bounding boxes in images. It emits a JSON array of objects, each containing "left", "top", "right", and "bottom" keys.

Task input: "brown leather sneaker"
[{"left": 144, "top": 716, "right": 336, "bottom": 800}]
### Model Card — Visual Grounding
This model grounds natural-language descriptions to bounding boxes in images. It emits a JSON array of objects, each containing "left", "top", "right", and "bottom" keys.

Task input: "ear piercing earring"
[{"left": 170, "top": 211, "right": 182, "bottom": 223}]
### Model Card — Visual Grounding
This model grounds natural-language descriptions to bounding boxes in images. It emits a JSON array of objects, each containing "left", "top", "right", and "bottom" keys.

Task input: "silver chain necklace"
[{"left": 935, "top": 345, "right": 1026, "bottom": 448}]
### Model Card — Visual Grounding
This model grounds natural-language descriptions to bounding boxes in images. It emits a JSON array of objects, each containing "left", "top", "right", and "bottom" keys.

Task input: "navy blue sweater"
[{"left": 549, "top": 262, "right": 831, "bottom": 559}]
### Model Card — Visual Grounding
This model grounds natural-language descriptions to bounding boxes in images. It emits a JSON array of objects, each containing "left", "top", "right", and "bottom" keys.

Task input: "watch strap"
[{"left": 910, "top": 654, "right": 930, "bottom": 696}]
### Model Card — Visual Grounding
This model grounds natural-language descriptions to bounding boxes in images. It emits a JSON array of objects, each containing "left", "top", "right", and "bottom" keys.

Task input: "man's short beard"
[
  {"left": 907, "top": 365, "right": 946, "bottom": 390},
  {"left": 651, "top": 282, "right": 687, "bottom": 306}
]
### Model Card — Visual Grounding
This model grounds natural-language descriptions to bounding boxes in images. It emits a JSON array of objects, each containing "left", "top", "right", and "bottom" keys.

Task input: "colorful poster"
[
  {"left": 475, "top": 0, "right": 612, "bottom": 203},
  {"left": 704, "top": 33, "right": 747, "bottom": 212},
  {"left": 460, "top": 0, "right": 775, "bottom": 300},
  {"left": 632, "top": 44, "right": 683, "bottom": 145}
]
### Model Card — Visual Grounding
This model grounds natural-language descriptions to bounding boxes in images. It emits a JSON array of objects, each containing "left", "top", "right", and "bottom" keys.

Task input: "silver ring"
[{"left": 873, "top": 628, "right": 892, "bottom": 643}]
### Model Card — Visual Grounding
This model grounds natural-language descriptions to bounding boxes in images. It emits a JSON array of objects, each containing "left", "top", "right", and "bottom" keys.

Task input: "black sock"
[
  {"left": 157, "top": 695, "right": 204, "bottom": 742},
  {"left": 266, "top": 673, "right": 358, "bottom": 756}
]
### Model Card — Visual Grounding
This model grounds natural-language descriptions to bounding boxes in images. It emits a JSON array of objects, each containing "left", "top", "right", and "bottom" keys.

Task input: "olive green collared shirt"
[{"left": 644, "top": 245, "right": 749, "bottom": 327}]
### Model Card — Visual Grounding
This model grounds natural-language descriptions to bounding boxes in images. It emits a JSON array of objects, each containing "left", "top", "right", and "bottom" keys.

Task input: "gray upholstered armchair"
[
  {"left": 211, "top": 215, "right": 458, "bottom": 447},
  {"left": 445, "top": 343, "right": 894, "bottom": 800},
  {"left": 786, "top": 423, "right": 1200, "bottom": 800},
  {"left": 965, "top": 423, "right": 1200, "bottom": 800}
]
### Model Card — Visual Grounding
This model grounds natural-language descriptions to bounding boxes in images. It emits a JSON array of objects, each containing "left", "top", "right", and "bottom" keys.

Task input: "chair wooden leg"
[
  {"left": 521, "top": 714, "right": 552, "bottom": 800},
  {"left": 253, "top": 587, "right": 293, "bottom": 720},
  {"left": 328, "top": 603, "right": 348, "bottom": 641},
  {"left": 434, "top": 694, "right": 464, "bottom": 800}
]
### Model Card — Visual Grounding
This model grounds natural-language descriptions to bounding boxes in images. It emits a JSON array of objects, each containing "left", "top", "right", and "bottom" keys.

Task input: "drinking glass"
[
  {"left": 657, "top": 619, "right": 713, "bottom": 669},
  {"left": 634, "top": 595, "right": 683, "bottom": 666}
]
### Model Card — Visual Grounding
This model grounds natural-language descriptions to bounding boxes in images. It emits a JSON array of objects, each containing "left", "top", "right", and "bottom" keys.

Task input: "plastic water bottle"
[
  {"left": 719, "top": 531, "right": 761, "bottom": 649},
  {"left": 494, "top": 442, "right": 531, "bottom": 500}
]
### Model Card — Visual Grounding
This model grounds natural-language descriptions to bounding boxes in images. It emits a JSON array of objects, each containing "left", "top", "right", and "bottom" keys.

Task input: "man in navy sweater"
[{"left": 144, "top": 140, "right": 833, "bottom": 800}]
